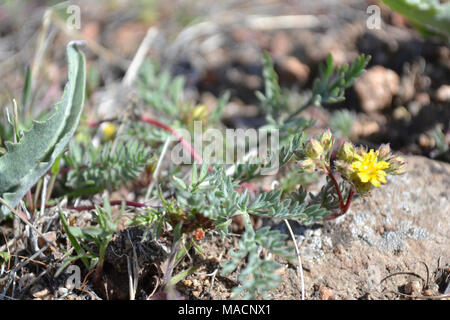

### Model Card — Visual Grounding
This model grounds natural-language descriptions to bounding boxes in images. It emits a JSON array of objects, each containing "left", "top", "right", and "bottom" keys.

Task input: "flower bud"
[
  {"left": 306, "top": 138, "right": 324, "bottom": 159},
  {"left": 101, "top": 122, "right": 117, "bottom": 141},
  {"left": 320, "top": 129, "right": 333, "bottom": 151},
  {"left": 192, "top": 104, "right": 208, "bottom": 121},
  {"left": 334, "top": 160, "right": 354, "bottom": 178},
  {"left": 388, "top": 156, "right": 406, "bottom": 175},
  {"left": 337, "top": 142, "right": 356, "bottom": 162},
  {"left": 298, "top": 158, "right": 316, "bottom": 172},
  {"left": 378, "top": 143, "right": 391, "bottom": 159}
]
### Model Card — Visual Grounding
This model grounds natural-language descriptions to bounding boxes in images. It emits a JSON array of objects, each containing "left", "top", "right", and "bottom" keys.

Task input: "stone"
[
  {"left": 354, "top": 66, "right": 400, "bottom": 113},
  {"left": 277, "top": 156, "right": 449, "bottom": 299},
  {"left": 436, "top": 85, "right": 450, "bottom": 102},
  {"left": 277, "top": 56, "right": 310, "bottom": 85},
  {"left": 404, "top": 280, "right": 422, "bottom": 295},
  {"left": 319, "top": 287, "right": 333, "bottom": 300}
]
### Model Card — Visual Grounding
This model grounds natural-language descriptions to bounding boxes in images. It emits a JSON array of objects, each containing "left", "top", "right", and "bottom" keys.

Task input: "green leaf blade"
[{"left": 0, "top": 42, "right": 86, "bottom": 219}]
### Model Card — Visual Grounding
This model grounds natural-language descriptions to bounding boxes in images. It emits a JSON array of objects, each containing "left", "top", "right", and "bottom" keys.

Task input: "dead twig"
[{"left": 380, "top": 271, "right": 426, "bottom": 285}]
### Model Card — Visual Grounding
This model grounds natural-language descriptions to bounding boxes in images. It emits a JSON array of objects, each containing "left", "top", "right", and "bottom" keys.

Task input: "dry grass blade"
[{"left": 0, "top": 198, "right": 56, "bottom": 250}]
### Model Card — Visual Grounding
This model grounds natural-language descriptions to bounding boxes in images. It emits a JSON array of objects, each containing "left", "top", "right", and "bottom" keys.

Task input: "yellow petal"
[
  {"left": 370, "top": 178, "right": 380, "bottom": 187},
  {"left": 358, "top": 172, "right": 369, "bottom": 183}
]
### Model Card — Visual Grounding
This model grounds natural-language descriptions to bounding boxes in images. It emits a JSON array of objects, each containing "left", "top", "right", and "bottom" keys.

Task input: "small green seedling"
[{"left": 57, "top": 196, "right": 122, "bottom": 286}]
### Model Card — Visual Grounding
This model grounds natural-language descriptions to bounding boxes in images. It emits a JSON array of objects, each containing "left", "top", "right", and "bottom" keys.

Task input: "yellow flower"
[
  {"left": 351, "top": 149, "right": 390, "bottom": 187},
  {"left": 102, "top": 122, "right": 117, "bottom": 141},
  {"left": 192, "top": 104, "right": 208, "bottom": 121}
]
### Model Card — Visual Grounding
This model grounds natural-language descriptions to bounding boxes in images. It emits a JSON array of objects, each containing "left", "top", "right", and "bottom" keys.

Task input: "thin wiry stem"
[
  {"left": 284, "top": 219, "right": 305, "bottom": 300},
  {"left": 145, "top": 137, "right": 171, "bottom": 201}
]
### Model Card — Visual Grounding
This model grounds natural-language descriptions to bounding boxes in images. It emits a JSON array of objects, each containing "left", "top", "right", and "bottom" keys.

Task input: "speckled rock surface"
[{"left": 277, "top": 155, "right": 449, "bottom": 299}]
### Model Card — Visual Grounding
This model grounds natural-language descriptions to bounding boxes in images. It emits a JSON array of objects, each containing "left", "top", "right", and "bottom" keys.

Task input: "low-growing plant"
[
  {"left": 430, "top": 126, "right": 450, "bottom": 162},
  {"left": 329, "top": 109, "right": 356, "bottom": 139},
  {"left": 57, "top": 196, "right": 122, "bottom": 286},
  {"left": 0, "top": 41, "right": 407, "bottom": 300}
]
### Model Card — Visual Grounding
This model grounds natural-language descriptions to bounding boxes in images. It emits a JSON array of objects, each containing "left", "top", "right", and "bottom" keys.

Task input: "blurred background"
[{"left": 0, "top": 0, "right": 449, "bottom": 161}]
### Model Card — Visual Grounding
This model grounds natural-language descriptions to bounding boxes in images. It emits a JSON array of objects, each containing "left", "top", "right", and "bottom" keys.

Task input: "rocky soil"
[
  {"left": 176, "top": 155, "right": 449, "bottom": 300},
  {"left": 0, "top": 0, "right": 448, "bottom": 300}
]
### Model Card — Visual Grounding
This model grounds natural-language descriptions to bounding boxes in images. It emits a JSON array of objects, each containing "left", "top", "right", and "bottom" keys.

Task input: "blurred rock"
[
  {"left": 415, "top": 92, "right": 430, "bottom": 106},
  {"left": 355, "top": 66, "right": 400, "bottom": 113},
  {"left": 270, "top": 31, "right": 293, "bottom": 57},
  {"left": 436, "top": 85, "right": 450, "bottom": 103},
  {"left": 276, "top": 56, "right": 310, "bottom": 85},
  {"left": 418, "top": 134, "right": 435, "bottom": 149},
  {"left": 352, "top": 117, "right": 380, "bottom": 138},
  {"left": 111, "top": 22, "right": 147, "bottom": 57},
  {"left": 82, "top": 21, "right": 100, "bottom": 42}
]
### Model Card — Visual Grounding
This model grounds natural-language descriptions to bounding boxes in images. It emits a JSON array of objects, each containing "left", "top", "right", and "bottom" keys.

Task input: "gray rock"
[{"left": 278, "top": 156, "right": 449, "bottom": 299}]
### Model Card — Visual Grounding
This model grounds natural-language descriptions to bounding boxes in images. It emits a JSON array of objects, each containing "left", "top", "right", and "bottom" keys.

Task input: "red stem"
[
  {"left": 88, "top": 115, "right": 208, "bottom": 169},
  {"left": 140, "top": 114, "right": 205, "bottom": 165},
  {"left": 324, "top": 167, "right": 355, "bottom": 221},
  {"left": 326, "top": 167, "right": 344, "bottom": 210}
]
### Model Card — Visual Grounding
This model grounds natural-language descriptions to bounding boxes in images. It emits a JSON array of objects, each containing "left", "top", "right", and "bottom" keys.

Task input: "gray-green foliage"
[
  {"left": 329, "top": 109, "right": 356, "bottom": 138},
  {"left": 381, "top": 0, "right": 450, "bottom": 38},
  {"left": 138, "top": 60, "right": 186, "bottom": 117},
  {"left": 64, "top": 140, "right": 152, "bottom": 195},
  {"left": 170, "top": 154, "right": 331, "bottom": 298},
  {"left": 430, "top": 126, "right": 450, "bottom": 162},
  {"left": 256, "top": 52, "right": 289, "bottom": 126},
  {"left": 0, "top": 42, "right": 86, "bottom": 218},
  {"left": 287, "top": 53, "right": 370, "bottom": 122},
  {"left": 221, "top": 226, "right": 292, "bottom": 299},
  {"left": 165, "top": 52, "right": 370, "bottom": 299},
  {"left": 256, "top": 52, "right": 369, "bottom": 144}
]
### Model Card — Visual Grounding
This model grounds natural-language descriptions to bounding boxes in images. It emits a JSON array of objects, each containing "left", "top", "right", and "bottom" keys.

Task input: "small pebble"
[
  {"left": 333, "top": 244, "right": 345, "bottom": 255},
  {"left": 58, "top": 287, "right": 69, "bottom": 296},
  {"left": 423, "top": 289, "right": 435, "bottom": 296},
  {"left": 436, "top": 85, "right": 450, "bottom": 102},
  {"left": 182, "top": 280, "right": 193, "bottom": 287},
  {"left": 322, "top": 236, "right": 333, "bottom": 249},
  {"left": 405, "top": 280, "right": 422, "bottom": 295},
  {"left": 319, "top": 288, "right": 333, "bottom": 300},
  {"left": 32, "top": 288, "right": 50, "bottom": 299},
  {"left": 304, "top": 230, "right": 314, "bottom": 238}
]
